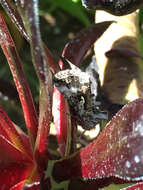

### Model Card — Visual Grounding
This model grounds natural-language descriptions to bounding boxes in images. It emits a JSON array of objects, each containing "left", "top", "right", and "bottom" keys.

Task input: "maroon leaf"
[
  {"left": 0, "top": 105, "right": 32, "bottom": 157},
  {"left": 0, "top": 13, "right": 38, "bottom": 146},
  {"left": 53, "top": 87, "right": 69, "bottom": 156},
  {"left": 43, "top": 44, "right": 60, "bottom": 73},
  {"left": 0, "top": 135, "right": 32, "bottom": 164},
  {"left": 10, "top": 180, "right": 26, "bottom": 190},
  {"left": 0, "top": 105, "right": 39, "bottom": 188},
  {"left": 53, "top": 98, "right": 143, "bottom": 187},
  {"left": 105, "top": 48, "right": 143, "bottom": 59},
  {"left": 53, "top": 85, "right": 76, "bottom": 156},
  {"left": 0, "top": 135, "right": 35, "bottom": 190},
  {"left": 62, "top": 21, "right": 113, "bottom": 67},
  {"left": 0, "top": 0, "right": 29, "bottom": 41},
  {"left": 0, "top": 164, "right": 33, "bottom": 190},
  {"left": 15, "top": 0, "right": 52, "bottom": 178},
  {"left": 81, "top": 0, "right": 143, "bottom": 16},
  {"left": 0, "top": 129, "right": 39, "bottom": 188},
  {"left": 53, "top": 57, "right": 77, "bottom": 157}
]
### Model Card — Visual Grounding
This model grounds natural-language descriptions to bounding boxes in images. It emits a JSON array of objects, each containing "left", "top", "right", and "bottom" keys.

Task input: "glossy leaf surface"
[
  {"left": 0, "top": 135, "right": 34, "bottom": 190},
  {"left": 0, "top": 106, "right": 37, "bottom": 190},
  {"left": 53, "top": 86, "right": 70, "bottom": 156},
  {"left": 0, "top": 105, "right": 32, "bottom": 157},
  {"left": 53, "top": 98, "right": 143, "bottom": 187},
  {"left": 0, "top": 13, "right": 38, "bottom": 146},
  {"left": 15, "top": 0, "right": 53, "bottom": 170},
  {"left": 0, "top": 164, "right": 33, "bottom": 190},
  {"left": 82, "top": 0, "right": 143, "bottom": 16},
  {"left": 0, "top": 0, "right": 29, "bottom": 41},
  {"left": 10, "top": 181, "right": 40, "bottom": 190},
  {"left": 62, "top": 21, "right": 113, "bottom": 67},
  {"left": 105, "top": 48, "right": 143, "bottom": 60},
  {"left": 10, "top": 180, "right": 26, "bottom": 190}
]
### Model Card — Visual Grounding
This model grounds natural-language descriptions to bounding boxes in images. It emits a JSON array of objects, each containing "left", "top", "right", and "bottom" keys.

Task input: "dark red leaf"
[
  {"left": 53, "top": 87, "right": 69, "bottom": 156},
  {"left": 10, "top": 180, "right": 26, "bottom": 190},
  {"left": 0, "top": 13, "right": 38, "bottom": 146},
  {"left": 105, "top": 48, "right": 143, "bottom": 59},
  {"left": 0, "top": 134, "right": 35, "bottom": 190},
  {"left": 0, "top": 133, "right": 39, "bottom": 188},
  {"left": 15, "top": 0, "right": 52, "bottom": 173},
  {"left": 53, "top": 98, "right": 143, "bottom": 187},
  {"left": 43, "top": 44, "right": 60, "bottom": 73},
  {"left": 0, "top": 107, "right": 39, "bottom": 189},
  {"left": 53, "top": 85, "right": 76, "bottom": 156},
  {"left": 0, "top": 0, "right": 29, "bottom": 41},
  {"left": 15, "top": 0, "right": 53, "bottom": 88},
  {"left": 0, "top": 105, "right": 33, "bottom": 157},
  {"left": 0, "top": 135, "right": 32, "bottom": 165},
  {"left": 0, "top": 164, "right": 33, "bottom": 190},
  {"left": 62, "top": 21, "right": 113, "bottom": 67},
  {"left": 81, "top": 0, "right": 143, "bottom": 16},
  {"left": 53, "top": 59, "right": 77, "bottom": 157}
]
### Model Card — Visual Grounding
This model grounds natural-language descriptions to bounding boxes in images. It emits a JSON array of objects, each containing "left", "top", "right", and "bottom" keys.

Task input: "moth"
[{"left": 53, "top": 57, "right": 108, "bottom": 130}]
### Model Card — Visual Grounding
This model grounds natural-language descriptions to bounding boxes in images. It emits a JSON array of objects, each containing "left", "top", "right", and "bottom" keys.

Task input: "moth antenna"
[{"left": 60, "top": 56, "right": 71, "bottom": 69}]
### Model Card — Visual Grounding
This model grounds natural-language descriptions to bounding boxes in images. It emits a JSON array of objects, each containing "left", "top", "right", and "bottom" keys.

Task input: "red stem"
[{"left": 0, "top": 13, "right": 38, "bottom": 148}]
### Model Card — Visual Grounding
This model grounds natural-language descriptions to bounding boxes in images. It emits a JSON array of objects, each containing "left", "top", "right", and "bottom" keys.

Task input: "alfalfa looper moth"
[{"left": 53, "top": 57, "right": 107, "bottom": 130}]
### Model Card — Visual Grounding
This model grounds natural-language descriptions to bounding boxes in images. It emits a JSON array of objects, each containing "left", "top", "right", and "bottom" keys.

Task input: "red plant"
[{"left": 0, "top": 0, "right": 143, "bottom": 189}]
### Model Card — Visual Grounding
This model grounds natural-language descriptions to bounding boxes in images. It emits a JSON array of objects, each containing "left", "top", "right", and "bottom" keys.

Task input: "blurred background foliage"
[
  {"left": 39, "top": 0, "right": 91, "bottom": 26},
  {"left": 0, "top": 0, "right": 142, "bottom": 130},
  {"left": 139, "top": 7, "right": 143, "bottom": 55}
]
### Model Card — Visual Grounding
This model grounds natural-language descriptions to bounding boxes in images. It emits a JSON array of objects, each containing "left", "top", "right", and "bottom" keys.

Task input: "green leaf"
[{"left": 40, "top": 0, "right": 90, "bottom": 26}]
